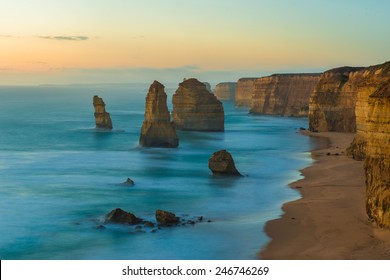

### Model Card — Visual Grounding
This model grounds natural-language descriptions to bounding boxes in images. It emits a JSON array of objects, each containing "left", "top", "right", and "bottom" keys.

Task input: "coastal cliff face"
[
  {"left": 235, "top": 78, "right": 257, "bottom": 107},
  {"left": 214, "top": 82, "right": 237, "bottom": 101},
  {"left": 347, "top": 62, "right": 390, "bottom": 160},
  {"left": 172, "top": 78, "right": 224, "bottom": 131},
  {"left": 308, "top": 67, "right": 364, "bottom": 132},
  {"left": 364, "top": 80, "right": 390, "bottom": 228},
  {"left": 250, "top": 74, "right": 320, "bottom": 117},
  {"left": 139, "top": 81, "right": 179, "bottom": 148},
  {"left": 93, "top": 95, "right": 113, "bottom": 129}
]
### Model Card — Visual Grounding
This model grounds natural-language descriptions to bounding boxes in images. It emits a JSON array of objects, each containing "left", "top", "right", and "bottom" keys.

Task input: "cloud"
[{"left": 37, "top": 35, "right": 89, "bottom": 41}]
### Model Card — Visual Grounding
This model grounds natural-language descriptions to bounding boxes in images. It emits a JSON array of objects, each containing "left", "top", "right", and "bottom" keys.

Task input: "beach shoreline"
[{"left": 260, "top": 131, "right": 390, "bottom": 259}]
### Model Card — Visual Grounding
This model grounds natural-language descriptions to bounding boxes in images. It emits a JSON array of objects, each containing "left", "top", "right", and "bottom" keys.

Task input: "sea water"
[{"left": 0, "top": 84, "right": 319, "bottom": 260}]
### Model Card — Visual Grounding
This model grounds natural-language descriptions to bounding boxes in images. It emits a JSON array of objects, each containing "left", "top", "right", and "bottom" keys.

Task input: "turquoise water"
[{"left": 0, "top": 84, "right": 318, "bottom": 260}]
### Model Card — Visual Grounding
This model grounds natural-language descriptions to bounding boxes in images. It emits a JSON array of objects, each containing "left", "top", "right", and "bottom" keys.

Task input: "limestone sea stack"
[
  {"left": 208, "top": 150, "right": 241, "bottom": 176},
  {"left": 250, "top": 74, "right": 321, "bottom": 117},
  {"left": 93, "top": 95, "right": 113, "bottom": 129},
  {"left": 139, "top": 81, "right": 179, "bottom": 148},
  {"left": 172, "top": 78, "right": 224, "bottom": 131},
  {"left": 214, "top": 82, "right": 237, "bottom": 101}
]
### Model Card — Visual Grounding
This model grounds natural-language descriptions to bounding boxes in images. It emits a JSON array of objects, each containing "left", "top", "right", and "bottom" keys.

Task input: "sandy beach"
[{"left": 260, "top": 131, "right": 390, "bottom": 259}]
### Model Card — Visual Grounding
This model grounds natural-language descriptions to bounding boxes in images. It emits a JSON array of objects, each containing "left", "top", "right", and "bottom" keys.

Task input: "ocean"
[{"left": 0, "top": 84, "right": 319, "bottom": 260}]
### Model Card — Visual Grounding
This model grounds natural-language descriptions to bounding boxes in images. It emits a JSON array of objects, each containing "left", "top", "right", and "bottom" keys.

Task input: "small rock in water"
[
  {"left": 155, "top": 209, "right": 180, "bottom": 226},
  {"left": 105, "top": 208, "right": 141, "bottom": 225},
  {"left": 123, "top": 178, "right": 135, "bottom": 186},
  {"left": 208, "top": 149, "right": 242, "bottom": 176}
]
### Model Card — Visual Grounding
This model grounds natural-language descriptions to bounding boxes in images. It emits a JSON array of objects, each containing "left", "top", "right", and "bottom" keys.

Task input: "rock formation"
[
  {"left": 214, "top": 82, "right": 237, "bottom": 101},
  {"left": 208, "top": 149, "right": 241, "bottom": 176},
  {"left": 172, "top": 78, "right": 224, "bottom": 131},
  {"left": 363, "top": 79, "right": 390, "bottom": 228},
  {"left": 105, "top": 208, "right": 141, "bottom": 225},
  {"left": 93, "top": 95, "right": 113, "bottom": 129},
  {"left": 235, "top": 78, "right": 257, "bottom": 107},
  {"left": 308, "top": 67, "right": 364, "bottom": 132},
  {"left": 155, "top": 210, "right": 180, "bottom": 226},
  {"left": 307, "top": 61, "right": 390, "bottom": 228},
  {"left": 250, "top": 74, "right": 320, "bottom": 117},
  {"left": 347, "top": 62, "right": 390, "bottom": 160},
  {"left": 139, "top": 81, "right": 179, "bottom": 148}
]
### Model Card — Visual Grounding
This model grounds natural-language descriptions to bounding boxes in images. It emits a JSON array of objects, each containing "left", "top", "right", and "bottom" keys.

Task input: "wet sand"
[{"left": 260, "top": 131, "right": 390, "bottom": 259}]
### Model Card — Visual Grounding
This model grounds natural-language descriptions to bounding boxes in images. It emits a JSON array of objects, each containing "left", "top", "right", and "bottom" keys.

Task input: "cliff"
[
  {"left": 308, "top": 67, "right": 364, "bottom": 132},
  {"left": 214, "top": 82, "right": 237, "bottom": 101},
  {"left": 235, "top": 78, "right": 257, "bottom": 107},
  {"left": 250, "top": 74, "right": 321, "bottom": 117},
  {"left": 172, "top": 78, "right": 224, "bottom": 131},
  {"left": 347, "top": 62, "right": 390, "bottom": 160},
  {"left": 364, "top": 79, "right": 390, "bottom": 228},
  {"left": 139, "top": 81, "right": 179, "bottom": 148},
  {"left": 93, "top": 95, "right": 113, "bottom": 129}
]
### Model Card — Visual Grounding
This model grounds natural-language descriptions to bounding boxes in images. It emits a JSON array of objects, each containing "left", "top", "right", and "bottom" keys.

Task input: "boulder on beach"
[{"left": 208, "top": 149, "right": 242, "bottom": 176}]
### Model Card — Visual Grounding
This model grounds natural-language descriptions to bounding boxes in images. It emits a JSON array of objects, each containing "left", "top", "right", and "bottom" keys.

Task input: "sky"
[{"left": 1, "top": 0, "right": 389, "bottom": 85}]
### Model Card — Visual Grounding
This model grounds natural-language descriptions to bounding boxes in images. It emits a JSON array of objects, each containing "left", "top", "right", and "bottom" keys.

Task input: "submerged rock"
[
  {"left": 208, "top": 149, "right": 242, "bottom": 176},
  {"left": 93, "top": 95, "right": 113, "bottom": 129},
  {"left": 139, "top": 81, "right": 179, "bottom": 147},
  {"left": 172, "top": 78, "right": 224, "bottom": 131},
  {"left": 105, "top": 208, "right": 141, "bottom": 225},
  {"left": 155, "top": 210, "right": 180, "bottom": 226}
]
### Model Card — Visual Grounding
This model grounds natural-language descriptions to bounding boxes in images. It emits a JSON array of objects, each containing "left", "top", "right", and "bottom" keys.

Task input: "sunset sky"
[{"left": 1, "top": 0, "right": 389, "bottom": 85}]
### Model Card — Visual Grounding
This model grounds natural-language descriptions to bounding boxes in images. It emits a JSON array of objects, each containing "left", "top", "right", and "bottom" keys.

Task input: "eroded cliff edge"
[
  {"left": 172, "top": 78, "right": 224, "bottom": 131},
  {"left": 250, "top": 73, "right": 320, "bottom": 117},
  {"left": 214, "top": 82, "right": 237, "bottom": 101},
  {"left": 235, "top": 78, "right": 257, "bottom": 107}
]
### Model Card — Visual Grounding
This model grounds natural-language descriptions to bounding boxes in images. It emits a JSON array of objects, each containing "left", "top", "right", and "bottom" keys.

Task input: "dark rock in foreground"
[
  {"left": 155, "top": 209, "right": 180, "bottom": 226},
  {"left": 208, "top": 149, "right": 242, "bottom": 176},
  {"left": 105, "top": 208, "right": 141, "bottom": 225},
  {"left": 93, "top": 95, "right": 113, "bottom": 129}
]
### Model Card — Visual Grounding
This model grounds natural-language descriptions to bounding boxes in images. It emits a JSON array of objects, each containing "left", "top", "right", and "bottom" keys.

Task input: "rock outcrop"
[
  {"left": 208, "top": 149, "right": 241, "bottom": 176},
  {"left": 250, "top": 74, "right": 321, "bottom": 117},
  {"left": 308, "top": 67, "right": 364, "bottom": 132},
  {"left": 155, "top": 210, "right": 180, "bottom": 226},
  {"left": 235, "top": 78, "right": 257, "bottom": 107},
  {"left": 214, "top": 82, "right": 237, "bottom": 101},
  {"left": 93, "top": 95, "right": 113, "bottom": 129},
  {"left": 364, "top": 79, "right": 390, "bottom": 228},
  {"left": 172, "top": 78, "right": 224, "bottom": 131},
  {"left": 105, "top": 208, "right": 141, "bottom": 225},
  {"left": 139, "top": 81, "right": 179, "bottom": 148}
]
